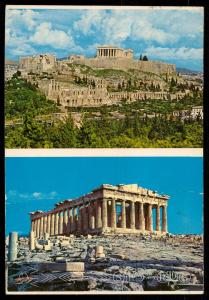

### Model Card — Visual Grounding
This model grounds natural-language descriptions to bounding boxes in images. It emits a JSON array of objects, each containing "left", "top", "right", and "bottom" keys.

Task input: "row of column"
[
  {"left": 98, "top": 49, "right": 117, "bottom": 57},
  {"left": 102, "top": 199, "right": 167, "bottom": 232},
  {"left": 32, "top": 201, "right": 103, "bottom": 238},
  {"left": 31, "top": 199, "right": 167, "bottom": 238}
]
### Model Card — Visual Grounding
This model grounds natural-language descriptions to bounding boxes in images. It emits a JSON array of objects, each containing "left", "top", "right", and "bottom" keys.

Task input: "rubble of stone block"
[{"left": 6, "top": 233, "right": 203, "bottom": 292}]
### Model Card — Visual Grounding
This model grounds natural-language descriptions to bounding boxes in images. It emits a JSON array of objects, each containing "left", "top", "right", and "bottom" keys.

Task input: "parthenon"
[
  {"left": 96, "top": 45, "right": 133, "bottom": 58},
  {"left": 30, "top": 184, "right": 169, "bottom": 237}
]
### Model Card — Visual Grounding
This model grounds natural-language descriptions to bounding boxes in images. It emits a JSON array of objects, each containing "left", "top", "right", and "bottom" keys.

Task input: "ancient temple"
[
  {"left": 96, "top": 45, "right": 133, "bottom": 58},
  {"left": 29, "top": 184, "right": 169, "bottom": 237}
]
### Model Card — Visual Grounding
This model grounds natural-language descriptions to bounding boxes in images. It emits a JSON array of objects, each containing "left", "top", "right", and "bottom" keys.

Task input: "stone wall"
[
  {"left": 70, "top": 57, "right": 176, "bottom": 75},
  {"left": 19, "top": 54, "right": 56, "bottom": 73},
  {"left": 40, "top": 78, "right": 187, "bottom": 108}
]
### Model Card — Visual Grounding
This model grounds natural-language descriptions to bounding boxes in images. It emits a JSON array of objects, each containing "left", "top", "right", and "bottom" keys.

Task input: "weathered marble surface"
[{"left": 6, "top": 234, "right": 203, "bottom": 292}]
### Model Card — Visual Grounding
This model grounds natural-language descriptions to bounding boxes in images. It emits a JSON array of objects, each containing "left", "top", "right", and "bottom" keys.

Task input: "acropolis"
[
  {"left": 30, "top": 184, "right": 169, "bottom": 237},
  {"left": 19, "top": 45, "right": 175, "bottom": 74},
  {"left": 16, "top": 45, "right": 195, "bottom": 109}
]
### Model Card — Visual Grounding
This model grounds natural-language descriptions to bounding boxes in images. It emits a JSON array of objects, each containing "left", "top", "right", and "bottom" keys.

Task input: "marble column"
[
  {"left": 37, "top": 218, "right": 40, "bottom": 238},
  {"left": 111, "top": 199, "right": 116, "bottom": 228},
  {"left": 121, "top": 200, "right": 126, "bottom": 228},
  {"left": 40, "top": 216, "right": 44, "bottom": 238},
  {"left": 90, "top": 213, "right": 95, "bottom": 230},
  {"left": 72, "top": 207, "right": 77, "bottom": 232},
  {"left": 51, "top": 213, "right": 55, "bottom": 236},
  {"left": 63, "top": 209, "right": 68, "bottom": 234},
  {"left": 102, "top": 198, "right": 108, "bottom": 228},
  {"left": 81, "top": 206, "right": 87, "bottom": 231},
  {"left": 96, "top": 201, "right": 102, "bottom": 229},
  {"left": 34, "top": 220, "right": 37, "bottom": 237},
  {"left": 162, "top": 206, "right": 167, "bottom": 232},
  {"left": 156, "top": 205, "right": 161, "bottom": 231},
  {"left": 8, "top": 232, "right": 18, "bottom": 261},
  {"left": 59, "top": 211, "right": 63, "bottom": 235},
  {"left": 130, "top": 201, "right": 135, "bottom": 229},
  {"left": 77, "top": 207, "right": 82, "bottom": 232},
  {"left": 88, "top": 204, "right": 95, "bottom": 230},
  {"left": 55, "top": 212, "right": 59, "bottom": 235},
  {"left": 139, "top": 202, "right": 145, "bottom": 231},
  {"left": 148, "top": 204, "right": 153, "bottom": 232},
  {"left": 69, "top": 208, "right": 73, "bottom": 232},
  {"left": 43, "top": 215, "right": 47, "bottom": 235},
  {"left": 29, "top": 231, "right": 35, "bottom": 251},
  {"left": 35, "top": 220, "right": 38, "bottom": 237},
  {"left": 47, "top": 214, "right": 51, "bottom": 235}
]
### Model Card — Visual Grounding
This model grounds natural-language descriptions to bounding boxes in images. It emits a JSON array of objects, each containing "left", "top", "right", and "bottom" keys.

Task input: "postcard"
[{"left": 4, "top": 4, "right": 204, "bottom": 295}]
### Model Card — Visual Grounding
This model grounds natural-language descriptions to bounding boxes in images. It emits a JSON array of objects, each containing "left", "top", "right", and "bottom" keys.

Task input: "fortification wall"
[{"left": 71, "top": 57, "right": 176, "bottom": 75}]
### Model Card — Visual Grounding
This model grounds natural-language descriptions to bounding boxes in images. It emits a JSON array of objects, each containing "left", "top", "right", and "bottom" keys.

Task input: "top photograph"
[{"left": 5, "top": 6, "right": 203, "bottom": 148}]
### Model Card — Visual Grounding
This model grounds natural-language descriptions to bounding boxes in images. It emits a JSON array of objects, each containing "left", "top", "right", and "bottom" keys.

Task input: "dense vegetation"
[
  {"left": 5, "top": 74, "right": 59, "bottom": 120},
  {"left": 5, "top": 110, "right": 203, "bottom": 148},
  {"left": 5, "top": 75, "right": 203, "bottom": 148}
]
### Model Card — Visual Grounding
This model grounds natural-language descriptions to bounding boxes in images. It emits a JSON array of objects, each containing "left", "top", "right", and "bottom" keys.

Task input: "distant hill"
[
  {"left": 5, "top": 59, "right": 18, "bottom": 65},
  {"left": 176, "top": 67, "right": 202, "bottom": 74}
]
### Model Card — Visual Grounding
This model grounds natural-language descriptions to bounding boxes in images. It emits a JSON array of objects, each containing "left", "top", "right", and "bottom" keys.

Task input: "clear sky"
[
  {"left": 5, "top": 157, "right": 203, "bottom": 236},
  {"left": 5, "top": 7, "right": 203, "bottom": 71}
]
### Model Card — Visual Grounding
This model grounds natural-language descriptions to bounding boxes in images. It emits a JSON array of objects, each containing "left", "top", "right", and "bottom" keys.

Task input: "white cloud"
[
  {"left": 19, "top": 193, "right": 30, "bottom": 199},
  {"left": 5, "top": 8, "right": 203, "bottom": 64},
  {"left": 73, "top": 10, "right": 105, "bottom": 35},
  {"left": 6, "top": 190, "right": 59, "bottom": 203},
  {"left": 145, "top": 46, "right": 203, "bottom": 60},
  {"left": 30, "top": 22, "right": 75, "bottom": 49},
  {"left": 72, "top": 9, "right": 203, "bottom": 46},
  {"left": 130, "top": 19, "right": 176, "bottom": 44},
  {"left": 11, "top": 44, "right": 36, "bottom": 56},
  {"left": 32, "top": 192, "right": 42, "bottom": 199},
  {"left": 6, "top": 9, "right": 39, "bottom": 31},
  {"left": 5, "top": 26, "right": 36, "bottom": 57},
  {"left": 32, "top": 191, "right": 58, "bottom": 200}
]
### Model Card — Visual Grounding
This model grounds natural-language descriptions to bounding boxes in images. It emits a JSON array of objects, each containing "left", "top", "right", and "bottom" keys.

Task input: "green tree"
[
  {"left": 51, "top": 115, "right": 77, "bottom": 147},
  {"left": 142, "top": 55, "right": 148, "bottom": 61}
]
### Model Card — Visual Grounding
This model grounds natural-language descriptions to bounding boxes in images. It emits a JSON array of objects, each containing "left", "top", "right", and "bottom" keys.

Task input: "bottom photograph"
[{"left": 5, "top": 156, "right": 203, "bottom": 294}]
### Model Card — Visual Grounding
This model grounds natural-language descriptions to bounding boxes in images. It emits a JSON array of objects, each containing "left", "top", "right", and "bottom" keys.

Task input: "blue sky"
[
  {"left": 5, "top": 7, "right": 203, "bottom": 71},
  {"left": 5, "top": 157, "right": 203, "bottom": 236}
]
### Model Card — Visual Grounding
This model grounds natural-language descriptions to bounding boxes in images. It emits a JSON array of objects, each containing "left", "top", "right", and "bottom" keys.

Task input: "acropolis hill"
[{"left": 17, "top": 45, "right": 196, "bottom": 109}]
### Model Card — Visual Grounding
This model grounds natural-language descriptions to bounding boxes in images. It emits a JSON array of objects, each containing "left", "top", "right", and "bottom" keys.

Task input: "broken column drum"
[
  {"left": 30, "top": 184, "right": 169, "bottom": 236},
  {"left": 8, "top": 232, "right": 18, "bottom": 261}
]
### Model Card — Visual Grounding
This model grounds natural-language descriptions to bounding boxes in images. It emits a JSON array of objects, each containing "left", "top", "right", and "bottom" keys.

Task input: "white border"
[
  {"left": 6, "top": 291, "right": 203, "bottom": 295},
  {"left": 5, "top": 148, "right": 203, "bottom": 157},
  {"left": 6, "top": 5, "right": 204, "bottom": 11}
]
